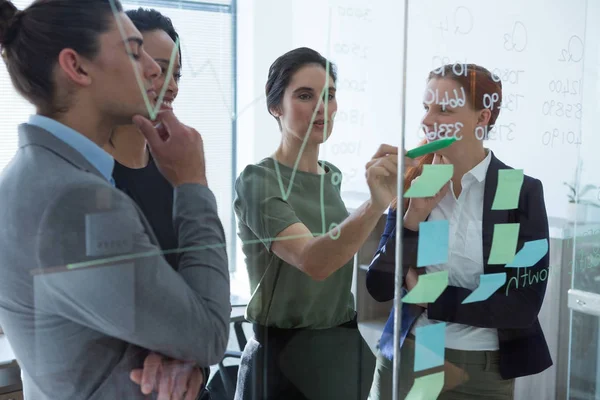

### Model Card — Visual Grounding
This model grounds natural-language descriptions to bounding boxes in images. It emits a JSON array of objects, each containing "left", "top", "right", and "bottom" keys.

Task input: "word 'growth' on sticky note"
[
  {"left": 404, "top": 164, "right": 453, "bottom": 198},
  {"left": 488, "top": 223, "right": 520, "bottom": 264},
  {"left": 414, "top": 322, "right": 446, "bottom": 371},
  {"left": 492, "top": 169, "right": 524, "bottom": 210},
  {"left": 462, "top": 273, "right": 507, "bottom": 304},
  {"left": 403, "top": 271, "right": 449, "bottom": 304},
  {"left": 506, "top": 239, "right": 549, "bottom": 268},
  {"left": 405, "top": 371, "right": 445, "bottom": 400},
  {"left": 417, "top": 220, "right": 449, "bottom": 267}
]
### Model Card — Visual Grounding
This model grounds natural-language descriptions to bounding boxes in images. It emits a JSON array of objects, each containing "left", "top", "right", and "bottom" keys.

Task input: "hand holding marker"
[{"left": 406, "top": 138, "right": 457, "bottom": 159}]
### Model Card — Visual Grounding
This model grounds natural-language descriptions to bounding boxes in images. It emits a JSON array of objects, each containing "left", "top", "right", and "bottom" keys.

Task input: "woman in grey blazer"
[{"left": 0, "top": 1, "right": 229, "bottom": 399}]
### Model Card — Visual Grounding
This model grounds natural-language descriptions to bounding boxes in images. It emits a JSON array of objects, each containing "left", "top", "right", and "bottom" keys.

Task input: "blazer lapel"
[
  {"left": 18, "top": 123, "right": 108, "bottom": 182},
  {"left": 482, "top": 153, "right": 510, "bottom": 268},
  {"left": 19, "top": 124, "right": 164, "bottom": 249}
]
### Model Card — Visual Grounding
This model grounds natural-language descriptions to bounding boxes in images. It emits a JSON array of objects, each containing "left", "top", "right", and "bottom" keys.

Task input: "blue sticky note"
[
  {"left": 417, "top": 220, "right": 449, "bottom": 267},
  {"left": 506, "top": 239, "right": 549, "bottom": 268},
  {"left": 462, "top": 273, "right": 506, "bottom": 304},
  {"left": 414, "top": 322, "right": 446, "bottom": 371}
]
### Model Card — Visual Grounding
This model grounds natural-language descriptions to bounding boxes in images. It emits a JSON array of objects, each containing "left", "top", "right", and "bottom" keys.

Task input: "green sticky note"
[
  {"left": 404, "top": 164, "right": 453, "bottom": 198},
  {"left": 488, "top": 223, "right": 520, "bottom": 264},
  {"left": 403, "top": 271, "right": 448, "bottom": 304},
  {"left": 405, "top": 371, "right": 444, "bottom": 400},
  {"left": 492, "top": 169, "right": 524, "bottom": 210}
]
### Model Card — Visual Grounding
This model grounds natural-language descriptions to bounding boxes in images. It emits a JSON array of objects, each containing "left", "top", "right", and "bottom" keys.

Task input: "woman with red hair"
[{"left": 366, "top": 64, "right": 552, "bottom": 399}]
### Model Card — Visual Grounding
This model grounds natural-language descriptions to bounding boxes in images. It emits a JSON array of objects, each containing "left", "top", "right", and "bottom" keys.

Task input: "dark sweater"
[
  {"left": 112, "top": 154, "right": 178, "bottom": 270},
  {"left": 112, "top": 154, "right": 212, "bottom": 396}
]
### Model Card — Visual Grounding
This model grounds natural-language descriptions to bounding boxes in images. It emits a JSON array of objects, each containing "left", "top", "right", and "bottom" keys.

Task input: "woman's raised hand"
[{"left": 365, "top": 145, "right": 418, "bottom": 211}]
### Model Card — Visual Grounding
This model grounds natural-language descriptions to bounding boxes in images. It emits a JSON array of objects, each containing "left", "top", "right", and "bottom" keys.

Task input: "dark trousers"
[
  {"left": 368, "top": 335, "right": 515, "bottom": 400},
  {"left": 234, "top": 319, "right": 376, "bottom": 400}
]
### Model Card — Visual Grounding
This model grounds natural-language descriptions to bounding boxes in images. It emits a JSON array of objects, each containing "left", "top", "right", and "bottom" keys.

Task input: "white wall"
[
  {"left": 577, "top": 0, "right": 600, "bottom": 221},
  {"left": 237, "top": 0, "right": 600, "bottom": 219},
  {"left": 237, "top": 0, "right": 406, "bottom": 210},
  {"left": 236, "top": 0, "right": 294, "bottom": 176}
]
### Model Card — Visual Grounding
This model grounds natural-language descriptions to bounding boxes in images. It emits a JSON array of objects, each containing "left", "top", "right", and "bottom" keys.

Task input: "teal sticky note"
[
  {"left": 405, "top": 371, "right": 444, "bottom": 400},
  {"left": 404, "top": 164, "right": 453, "bottom": 198},
  {"left": 417, "top": 220, "right": 449, "bottom": 267},
  {"left": 403, "top": 271, "right": 448, "bottom": 304},
  {"left": 488, "top": 223, "right": 520, "bottom": 264},
  {"left": 414, "top": 322, "right": 446, "bottom": 371},
  {"left": 462, "top": 273, "right": 507, "bottom": 304},
  {"left": 506, "top": 239, "right": 548, "bottom": 268},
  {"left": 492, "top": 169, "right": 524, "bottom": 210}
]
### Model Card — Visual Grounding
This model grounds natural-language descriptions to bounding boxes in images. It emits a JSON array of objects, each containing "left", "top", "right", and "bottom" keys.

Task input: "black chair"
[
  {"left": 0, "top": 360, "right": 22, "bottom": 398},
  {"left": 207, "top": 306, "right": 249, "bottom": 400}
]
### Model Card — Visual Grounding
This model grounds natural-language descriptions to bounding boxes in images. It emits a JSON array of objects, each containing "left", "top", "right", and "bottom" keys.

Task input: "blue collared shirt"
[{"left": 28, "top": 115, "right": 115, "bottom": 185}]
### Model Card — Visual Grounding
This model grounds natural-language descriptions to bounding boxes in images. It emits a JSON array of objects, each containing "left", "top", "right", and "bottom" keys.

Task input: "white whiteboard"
[{"left": 285, "top": 0, "right": 592, "bottom": 217}]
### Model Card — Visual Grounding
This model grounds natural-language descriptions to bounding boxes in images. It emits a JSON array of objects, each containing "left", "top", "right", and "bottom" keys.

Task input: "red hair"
[{"left": 391, "top": 63, "right": 502, "bottom": 211}]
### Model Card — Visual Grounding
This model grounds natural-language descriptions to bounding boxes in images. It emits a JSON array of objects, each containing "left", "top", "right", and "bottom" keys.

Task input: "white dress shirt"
[{"left": 411, "top": 149, "right": 499, "bottom": 351}]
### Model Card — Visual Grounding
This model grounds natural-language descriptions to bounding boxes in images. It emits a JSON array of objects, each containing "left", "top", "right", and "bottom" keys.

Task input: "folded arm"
[
  {"left": 427, "top": 179, "right": 549, "bottom": 329},
  {"left": 35, "top": 182, "right": 230, "bottom": 366},
  {"left": 234, "top": 165, "right": 386, "bottom": 282},
  {"left": 366, "top": 208, "right": 420, "bottom": 302}
]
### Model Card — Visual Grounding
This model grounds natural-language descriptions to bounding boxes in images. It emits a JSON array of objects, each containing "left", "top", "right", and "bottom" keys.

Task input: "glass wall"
[
  {"left": 394, "top": 0, "right": 590, "bottom": 398},
  {"left": 0, "top": 0, "right": 599, "bottom": 399},
  {"left": 566, "top": 1, "right": 600, "bottom": 400}
]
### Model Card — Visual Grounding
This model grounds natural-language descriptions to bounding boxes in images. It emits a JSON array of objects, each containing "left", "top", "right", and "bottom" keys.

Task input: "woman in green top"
[{"left": 233, "top": 47, "right": 409, "bottom": 400}]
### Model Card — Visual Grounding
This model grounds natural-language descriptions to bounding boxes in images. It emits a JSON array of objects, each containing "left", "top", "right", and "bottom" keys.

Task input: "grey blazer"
[{"left": 0, "top": 123, "right": 230, "bottom": 399}]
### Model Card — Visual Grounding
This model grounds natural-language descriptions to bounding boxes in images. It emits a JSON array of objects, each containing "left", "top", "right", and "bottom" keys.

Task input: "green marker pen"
[{"left": 406, "top": 138, "right": 457, "bottom": 159}]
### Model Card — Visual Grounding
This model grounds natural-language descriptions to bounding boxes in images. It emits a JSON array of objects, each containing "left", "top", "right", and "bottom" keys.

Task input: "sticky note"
[
  {"left": 488, "top": 223, "right": 520, "bottom": 264},
  {"left": 404, "top": 164, "right": 453, "bottom": 198},
  {"left": 85, "top": 211, "right": 134, "bottom": 257},
  {"left": 403, "top": 271, "right": 448, "bottom": 304},
  {"left": 462, "top": 273, "right": 507, "bottom": 304},
  {"left": 414, "top": 322, "right": 446, "bottom": 371},
  {"left": 417, "top": 220, "right": 449, "bottom": 267},
  {"left": 506, "top": 239, "right": 549, "bottom": 268},
  {"left": 405, "top": 371, "right": 444, "bottom": 400},
  {"left": 492, "top": 169, "right": 524, "bottom": 210}
]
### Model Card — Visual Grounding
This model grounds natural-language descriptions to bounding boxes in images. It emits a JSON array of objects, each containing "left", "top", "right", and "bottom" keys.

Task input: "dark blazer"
[{"left": 366, "top": 152, "right": 553, "bottom": 379}]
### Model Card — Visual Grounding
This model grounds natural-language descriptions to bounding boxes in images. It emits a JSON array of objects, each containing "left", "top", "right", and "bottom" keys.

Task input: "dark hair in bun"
[
  {"left": 0, "top": 0, "right": 19, "bottom": 46},
  {"left": 0, "top": 0, "right": 123, "bottom": 117}
]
